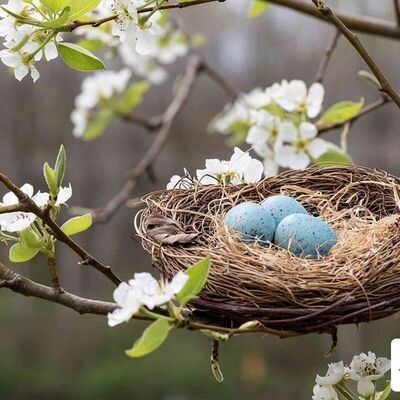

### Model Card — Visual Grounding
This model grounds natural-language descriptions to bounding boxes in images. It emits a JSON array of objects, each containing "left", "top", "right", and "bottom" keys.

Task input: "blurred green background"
[{"left": 0, "top": 0, "right": 400, "bottom": 399}]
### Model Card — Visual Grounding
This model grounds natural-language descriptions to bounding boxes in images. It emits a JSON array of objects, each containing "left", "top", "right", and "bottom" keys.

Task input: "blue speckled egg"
[
  {"left": 261, "top": 195, "right": 308, "bottom": 226},
  {"left": 224, "top": 202, "right": 275, "bottom": 244},
  {"left": 274, "top": 214, "right": 337, "bottom": 258}
]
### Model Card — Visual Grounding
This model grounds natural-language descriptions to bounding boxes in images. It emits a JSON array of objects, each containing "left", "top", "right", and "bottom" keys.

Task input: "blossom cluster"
[
  {"left": 79, "top": 1, "right": 190, "bottom": 84},
  {"left": 213, "top": 80, "right": 332, "bottom": 175},
  {"left": 107, "top": 271, "right": 189, "bottom": 326},
  {"left": 71, "top": 68, "right": 132, "bottom": 138},
  {"left": 313, "top": 352, "right": 390, "bottom": 400},
  {"left": 166, "top": 147, "right": 264, "bottom": 189},
  {"left": 0, "top": 183, "right": 71, "bottom": 233},
  {"left": 0, "top": 0, "right": 61, "bottom": 82}
]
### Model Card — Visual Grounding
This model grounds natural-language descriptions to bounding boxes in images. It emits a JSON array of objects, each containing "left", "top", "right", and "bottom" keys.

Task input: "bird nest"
[{"left": 135, "top": 165, "right": 400, "bottom": 337}]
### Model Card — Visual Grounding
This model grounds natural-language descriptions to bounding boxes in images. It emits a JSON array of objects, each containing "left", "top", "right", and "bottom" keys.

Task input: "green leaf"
[
  {"left": 262, "top": 101, "right": 286, "bottom": 119},
  {"left": 43, "top": 162, "right": 58, "bottom": 195},
  {"left": 82, "top": 108, "right": 114, "bottom": 140},
  {"left": 39, "top": 0, "right": 70, "bottom": 14},
  {"left": 247, "top": 0, "right": 269, "bottom": 18},
  {"left": 225, "top": 120, "right": 250, "bottom": 146},
  {"left": 200, "top": 330, "right": 230, "bottom": 341},
  {"left": 61, "top": 214, "right": 92, "bottom": 236},
  {"left": 54, "top": 144, "right": 66, "bottom": 189},
  {"left": 125, "top": 319, "right": 171, "bottom": 358},
  {"left": 57, "top": 42, "right": 105, "bottom": 71},
  {"left": 314, "top": 145, "right": 353, "bottom": 166},
  {"left": 116, "top": 81, "right": 150, "bottom": 114},
  {"left": 376, "top": 381, "right": 391, "bottom": 400},
  {"left": 176, "top": 257, "right": 210, "bottom": 305},
  {"left": 9, "top": 243, "right": 40, "bottom": 263},
  {"left": 320, "top": 99, "right": 364, "bottom": 124},
  {"left": 40, "top": 7, "right": 71, "bottom": 28},
  {"left": 20, "top": 229, "right": 43, "bottom": 249},
  {"left": 358, "top": 70, "right": 381, "bottom": 89},
  {"left": 68, "top": 0, "right": 101, "bottom": 19}
]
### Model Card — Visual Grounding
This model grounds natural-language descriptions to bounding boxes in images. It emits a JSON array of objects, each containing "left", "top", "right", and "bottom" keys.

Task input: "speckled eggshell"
[
  {"left": 274, "top": 213, "right": 337, "bottom": 258},
  {"left": 260, "top": 195, "right": 308, "bottom": 226},
  {"left": 224, "top": 202, "right": 276, "bottom": 244}
]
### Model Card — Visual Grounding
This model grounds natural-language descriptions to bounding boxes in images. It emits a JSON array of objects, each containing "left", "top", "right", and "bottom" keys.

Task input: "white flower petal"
[
  {"left": 279, "top": 122, "right": 298, "bottom": 143},
  {"left": 308, "top": 138, "right": 330, "bottom": 159},
  {"left": 299, "top": 122, "right": 318, "bottom": 139},
  {"left": 56, "top": 184, "right": 72, "bottom": 205},
  {"left": 243, "top": 158, "right": 264, "bottom": 183}
]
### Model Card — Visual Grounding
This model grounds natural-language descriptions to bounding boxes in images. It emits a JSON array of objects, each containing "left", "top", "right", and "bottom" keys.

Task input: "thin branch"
[
  {"left": 317, "top": 96, "right": 390, "bottom": 134},
  {"left": 0, "top": 173, "right": 121, "bottom": 286},
  {"left": 267, "top": 0, "right": 400, "bottom": 40},
  {"left": 92, "top": 54, "right": 203, "bottom": 223},
  {"left": 0, "top": 261, "right": 299, "bottom": 338},
  {"left": 120, "top": 113, "right": 162, "bottom": 131},
  {"left": 315, "top": 28, "right": 340, "bottom": 83},
  {"left": 311, "top": 0, "right": 400, "bottom": 108},
  {"left": 394, "top": 0, "right": 400, "bottom": 26},
  {"left": 0, "top": 203, "right": 23, "bottom": 214},
  {"left": 64, "top": 0, "right": 224, "bottom": 32},
  {"left": 201, "top": 61, "right": 237, "bottom": 100}
]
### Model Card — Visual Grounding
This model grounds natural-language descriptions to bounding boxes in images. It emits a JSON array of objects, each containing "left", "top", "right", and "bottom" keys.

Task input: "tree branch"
[
  {"left": 0, "top": 173, "right": 121, "bottom": 286},
  {"left": 0, "top": 261, "right": 299, "bottom": 338},
  {"left": 64, "top": 0, "right": 224, "bottom": 32},
  {"left": 267, "top": 0, "right": 400, "bottom": 40},
  {"left": 92, "top": 54, "right": 203, "bottom": 223},
  {"left": 315, "top": 28, "right": 340, "bottom": 83},
  {"left": 394, "top": 0, "right": 400, "bottom": 26},
  {"left": 311, "top": 0, "right": 400, "bottom": 108}
]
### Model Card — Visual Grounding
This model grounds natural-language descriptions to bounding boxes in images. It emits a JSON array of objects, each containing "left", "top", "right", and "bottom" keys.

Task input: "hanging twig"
[
  {"left": 315, "top": 28, "right": 341, "bottom": 83},
  {"left": 311, "top": 0, "right": 400, "bottom": 108}
]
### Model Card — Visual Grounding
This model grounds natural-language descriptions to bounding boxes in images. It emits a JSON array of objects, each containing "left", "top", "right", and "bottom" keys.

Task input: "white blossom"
[
  {"left": 0, "top": 184, "right": 46, "bottom": 232},
  {"left": 0, "top": 0, "right": 28, "bottom": 40},
  {"left": 129, "top": 271, "right": 188, "bottom": 310},
  {"left": 119, "top": 42, "right": 167, "bottom": 84},
  {"left": 274, "top": 79, "right": 324, "bottom": 118},
  {"left": 166, "top": 171, "right": 192, "bottom": 190},
  {"left": 71, "top": 69, "right": 132, "bottom": 137},
  {"left": 107, "top": 282, "right": 142, "bottom": 327},
  {"left": 107, "top": 0, "right": 139, "bottom": 43},
  {"left": 0, "top": 49, "right": 40, "bottom": 82},
  {"left": 196, "top": 147, "right": 264, "bottom": 185},
  {"left": 312, "top": 385, "right": 338, "bottom": 400},
  {"left": 316, "top": 362, "right": 349, "bottom": 386},
  {"left": 107, "top": 271, "right": 189, "bottom": 326},
  {"left": 275, "top": 121, "right": 329, "bottom": 170},
  {"left": 213, "top": 103, "right": 250, "bottom": 135},
  {"left": 348, "top": 351, "right": 390, "bottom": 397}
]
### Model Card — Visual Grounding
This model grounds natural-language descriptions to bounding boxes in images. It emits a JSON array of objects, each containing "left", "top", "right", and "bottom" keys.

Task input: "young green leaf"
[
  {"left": 82, "top": 108, "right": 114, "bottom": 141},
  {"left": 125, "top": 319, "right": 171, "bottom": 358},
  {"left": 320, "top": 99, "right": 364, "bottom": 124},
  {"left": 200, "top": 330, "right": 230, "bottom": 341},
  {"left": 20, "top": 228, "right": 43, "bottom": 249},
  {"left": 176, "top": 257, "right": 210, "bottom": 306},
  {"left": 314, "top": 145, "right": 353, "bottom": 166},
  {"left": 9, "top": 243, "right": 40, "bottom": 263},
  {"left": 376, "top": 381, "right": 391, "bottom": 400},
  {"left": 40, "top": 7, "right": 71, "bottom": 28},
  {"left": 57, "top": 42, "right": 105, "bottom": 71},
  {"left": 61, "top": 214, "right": 92, "bottom": 236},
  {"left": 68, "top": 0, "right": 101, "bottom": 19},
  {"left": 358, "top": 70, "right": 381, "bottom": 89},
  {"left": 39, "top": 0, "right": 71, "bottom": 14},
  {"left": 43, "top": 162, "right": 57, "bottom": 195},
  {"left": 54, "top": 144, "right": 66, "bottom": 189},
  {"left": 116, "top": 81, "right": 150, "bottom": 114},
  {"left": 247, "top": 0, "right": 269, "bottom": 18}
]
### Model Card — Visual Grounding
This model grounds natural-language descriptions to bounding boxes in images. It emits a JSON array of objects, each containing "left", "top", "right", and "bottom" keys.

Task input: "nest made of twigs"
[{"left": 135, "top": 165, "right": 400, "bottom": 336}]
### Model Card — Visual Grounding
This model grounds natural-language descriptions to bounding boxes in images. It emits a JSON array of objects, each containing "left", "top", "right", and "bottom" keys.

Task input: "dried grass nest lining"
[{"left": 137, "top": 166, "right": 400, "bottom": 334}]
